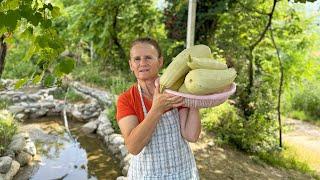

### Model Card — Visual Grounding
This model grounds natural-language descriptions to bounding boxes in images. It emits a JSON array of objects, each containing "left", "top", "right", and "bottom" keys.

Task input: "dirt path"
[
  {"left": 190, "top": 131, "right": 315, "bottom": 180},
  {"left": 284, "top": 118, "right": 320, "bottom": 174}
]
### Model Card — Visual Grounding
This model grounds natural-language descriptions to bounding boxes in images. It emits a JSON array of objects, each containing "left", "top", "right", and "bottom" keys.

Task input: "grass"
[
  {"left": 0, "top": 98, "right": 13, "bottom": 110},
  {"left": 201, "top": 104, "right": 320, "bottom": 179},
  {"left": 0, "top": 110, "right": 18, "bottom": 156},
  {"left": 71, "top": 61, "right": 135, "bottom": 95},
  {"left": 287, "top": 110, "right": 320, "bottom": 127},
  {"left": 106, "top": 102, "right": 120, "bottom": 134},
  {"left": 52, "top": 88, "right": 86, "bottom": 103},
  {"left": 257, "top": 144, "right": 320, "bottom": 179}
]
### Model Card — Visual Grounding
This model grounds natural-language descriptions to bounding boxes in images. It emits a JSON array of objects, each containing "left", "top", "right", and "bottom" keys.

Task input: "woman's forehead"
[{"left": 130, "top": 43, "right": 158, "bottom": 56}]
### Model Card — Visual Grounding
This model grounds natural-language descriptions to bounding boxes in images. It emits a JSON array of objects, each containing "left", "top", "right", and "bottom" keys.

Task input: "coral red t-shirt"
[
  {"left": 116, "top": 84, "right": 152, "bottom": 123},
  {"left": 116, "top": 84, "right": 183, "bottom": 123}
]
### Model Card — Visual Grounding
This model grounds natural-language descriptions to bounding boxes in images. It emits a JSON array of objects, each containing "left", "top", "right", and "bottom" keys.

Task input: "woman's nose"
[{"left": 139, "top": 58, "right": 149, "bottom": 65}]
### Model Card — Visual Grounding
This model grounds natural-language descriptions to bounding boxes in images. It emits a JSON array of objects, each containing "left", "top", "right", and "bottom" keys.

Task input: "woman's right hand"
[{"left": 151, "top": 81, "right": 184, "bottom": 114}]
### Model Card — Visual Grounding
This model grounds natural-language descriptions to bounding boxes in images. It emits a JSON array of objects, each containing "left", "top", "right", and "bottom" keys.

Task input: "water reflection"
[{"left": 17, "top": 118, "right": 121, "bottom": 180}]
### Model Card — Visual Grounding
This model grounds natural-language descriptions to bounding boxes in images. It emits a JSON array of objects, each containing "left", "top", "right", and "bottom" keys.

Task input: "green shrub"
[
  {"left": 0, "top": 110, "right": 18, "bottom": 156},
  {"left": 65, "top": 89, "right": 85, "bottom": 103},
  {"left": 201, "top": 102, "right": 277, "bottom": 152},
  {"left": 291, "top": 83, "right": 320, "bottom": 120},
  {"left": 72, "top": 61, "right": 135, "bottom": 95},
  {"left": 257, "top": 146, "right": 320, "bottom": 179},
  {"left": 52, "top": 88, "right": 85, "bottom": 103},
  {"left": 106, "top": 101, "right": 120, "bottom": 134},
  {"left": 0, "top": 98, "right": 13, "bottom": 110},
  {"left": 2, "top": 40, "right": 37, "bottom": 79}
]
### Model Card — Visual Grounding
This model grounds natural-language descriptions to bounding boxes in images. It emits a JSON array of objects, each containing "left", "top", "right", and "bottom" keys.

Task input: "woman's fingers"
[
  {"left": 172, "top": 101, "right": 185, "bottom": 108},
  {"left": 168, "top": 96, "right": 184, "bottom": 104}
]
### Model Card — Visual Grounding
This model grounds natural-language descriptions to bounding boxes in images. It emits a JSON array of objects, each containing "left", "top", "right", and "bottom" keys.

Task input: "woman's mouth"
[{"left": 139, "top": 69, "right": 149, "bottom": 72}]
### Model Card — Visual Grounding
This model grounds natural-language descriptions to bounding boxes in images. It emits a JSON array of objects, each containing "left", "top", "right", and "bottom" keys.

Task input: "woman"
[{"left": 116, "top": 37, "right": 201, "bottom": 179}]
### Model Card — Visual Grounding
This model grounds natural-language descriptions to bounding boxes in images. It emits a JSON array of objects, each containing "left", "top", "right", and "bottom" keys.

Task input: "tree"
[
  {"left": 164, "top": 0, "right": 319, "bottom": 151},
  {"left": 57, "top": 0, "right": 165, "bottom": 71},
  {"left": 0, "top": 0, "right": 74, "bottom": 87}
]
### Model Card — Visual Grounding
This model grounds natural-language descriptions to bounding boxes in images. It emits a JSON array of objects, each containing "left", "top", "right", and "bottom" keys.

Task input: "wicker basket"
[{"left": 164, "top": 83, "right": 236, "bottom": 108}]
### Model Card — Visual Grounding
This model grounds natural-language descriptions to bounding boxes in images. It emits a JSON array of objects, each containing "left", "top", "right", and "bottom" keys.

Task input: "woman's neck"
[{"left": 137, "top": 77, "right": 157, "bottom": 99}]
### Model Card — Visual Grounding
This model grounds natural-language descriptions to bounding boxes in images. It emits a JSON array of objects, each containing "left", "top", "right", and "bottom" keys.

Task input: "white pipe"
[{"left": 187, "top": 0, "right": 197, "bottom": 48}]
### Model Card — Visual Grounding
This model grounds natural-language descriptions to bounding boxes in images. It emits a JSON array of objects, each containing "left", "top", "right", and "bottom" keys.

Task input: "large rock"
[
  {"left": 119, "top": 145, "right": 128, "bottom": 158},
  {"left": 116, "top": 176, "right": 128, "bottom": 180},
  {"left": 28, "top": 94, "right": 41, "bottom": 102},
  {"left": 24, "top": 139, "right": 36, "bottom": 156},
  {"left": 15, "top": 113, "right": 26, "bottom": 120},
  {"left": 8, "top": 137, "right": 26, "bottom": 153},
  {"left": 29, "top": 109, "right": 48, "bottom": 119},
  {"left": 0, "top": 156, "right": 12, "bottom": 174},
  {"left": 121, "top": 154, "right": 132, "bottom": 167},
  {"left": 122, "top": 164, "right": 129, "bottom": 176},
  {"left": 103, "top": 127, "right": 115, "bottom": 137},
  {"left": 8, "top": 105, "right": 24, "bottom": 114},
  {"left": 112, "top": 136, "right": 124, "bottom": 146},
  {"left": 80, "top": 120, "right": 99, "bottom": 135},
  {"left": 0, "top": 160, "right": 20, "bottom": 180},
  {"left": 40, "top": 102, "right": 55, "bottom": 109},
  {"left": 16, "top": 151, "right": 32, "bottom": 167},
  {"left": 4, "top": 150, "right": 15, "bottom": 159},
  {"left": 12, "top": 133, "right": 29, "bottom": 140},
  {"left": 109, "top": 144, "right": 120, "bottom": 154},
  {"left": 71, "top": 109, "right": 82, "bottom": 120},
  {"left": 108, "top": 134, "right": 123, "bottom": 144}
]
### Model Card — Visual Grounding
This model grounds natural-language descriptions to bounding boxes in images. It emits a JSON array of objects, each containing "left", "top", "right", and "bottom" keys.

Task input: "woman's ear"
[
  {"left": 129, "top": 60, "right": 134, "bottom": 71},
  {"left": 159, "top": 56, "right": 164, "bottom": 68}
]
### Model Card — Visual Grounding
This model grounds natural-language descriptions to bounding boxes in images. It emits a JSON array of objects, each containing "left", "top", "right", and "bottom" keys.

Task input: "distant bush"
[
  {"left": 0, "top": 98, "right": 13, "bottom": 110},
  {"left": 291, "top": 83, "right": 320, "bottom": 121},
  {"left": 106, "top": 102, "right": 120, "bottom": 134},
  {"left": 2, "top": 40, "right": 37, "bottom": 79},
  {"left": 0, "top": 110, "right": 17, "bottom": 156},
  {"left": 201, "top": 102, "right": 277, "bottom": 152},
  {"left": 72, "top": 61, "right": 134, "bottom": 95},
  {"left": 52, "top": 88, "right": 85, "bottom": 103}
]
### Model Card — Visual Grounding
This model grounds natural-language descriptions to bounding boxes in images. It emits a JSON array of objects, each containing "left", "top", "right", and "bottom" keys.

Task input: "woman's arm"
[
  {"left": 118, "top": 109, "right": 162, "bottom": 155},
  {"left": 118, "top": 83, "right": 184, "bottom": 155},
  {"left": 179, "top": 107, "right": 201, "bottom": 142}
]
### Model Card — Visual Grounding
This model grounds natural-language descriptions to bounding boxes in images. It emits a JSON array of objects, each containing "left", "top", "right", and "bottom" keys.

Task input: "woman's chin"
[{"left": 137, "top": 74, "right": 157, "bottom": 81}]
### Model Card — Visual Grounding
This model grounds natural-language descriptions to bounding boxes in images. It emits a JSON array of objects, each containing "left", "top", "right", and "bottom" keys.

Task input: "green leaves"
[
  {"left": 42, "top": 74, "right": 55, "bottom": 87},
  {"left": 0, "top": 0, "right": 20, "bottom": 11},
  {"left": 57, "top": 57, "right": 76, "bottom": 74},
  {"left": 51, "top": 6, "right": 61, "bottom": 18},
  {"left": 1, "top": 10, "right": 20, "bottom": 31},
  {"left": 14, "top": 78, "right": 27, "bottom": 89}
]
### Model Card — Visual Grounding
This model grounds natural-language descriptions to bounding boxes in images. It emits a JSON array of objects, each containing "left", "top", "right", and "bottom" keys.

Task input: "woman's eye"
[{"left": 146, "top": 56, "right": 154, "bottom": 60}]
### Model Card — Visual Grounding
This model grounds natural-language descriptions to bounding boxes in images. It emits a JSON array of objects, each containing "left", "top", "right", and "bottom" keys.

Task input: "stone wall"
[
  {"left": 70, "top": 82, "right": 130, "bottom": 179},
  {"left": 0, "top": 80, "right": 130, "bottom": 180},
  {"left": 0, "top": 132, "right": 35, "bottom": 180}
]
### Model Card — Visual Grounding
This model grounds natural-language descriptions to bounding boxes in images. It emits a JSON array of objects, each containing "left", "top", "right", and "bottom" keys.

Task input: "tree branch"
[
  {"left": 249, "top": 0, "right": 277, "bottom": 50},
  {"left": 238, "top": 1, "right": 269, "bottom": 16},
  {"left": 270, "top": 26, "right": 284, "bottom": 148}
]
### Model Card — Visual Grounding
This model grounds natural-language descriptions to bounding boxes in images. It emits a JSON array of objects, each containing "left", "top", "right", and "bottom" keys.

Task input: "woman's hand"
[{"left": 151, "top": 79, "right": 184, "bottom": 114}]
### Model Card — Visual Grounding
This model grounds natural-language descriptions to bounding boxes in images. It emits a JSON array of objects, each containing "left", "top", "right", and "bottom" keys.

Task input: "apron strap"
[{"left": 137, "top": 84, "right": 148, "bottom": 116}]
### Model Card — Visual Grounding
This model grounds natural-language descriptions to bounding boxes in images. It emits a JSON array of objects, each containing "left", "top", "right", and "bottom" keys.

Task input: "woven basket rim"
[{"left": 164, "top": 83, "right": 236, "bottom": 100}]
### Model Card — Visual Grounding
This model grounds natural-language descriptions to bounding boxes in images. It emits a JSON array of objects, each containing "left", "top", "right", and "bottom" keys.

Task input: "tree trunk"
[
  {"left": 0, "top": 34, "right": 7, "bottom": 79},
  {"left": 270, "top": 27, "right": 283, "bottom": 148}
]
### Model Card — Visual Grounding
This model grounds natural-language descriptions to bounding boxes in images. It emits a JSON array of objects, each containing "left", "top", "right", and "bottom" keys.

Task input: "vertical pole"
[
  {"left": 90, "top": 41, "right": 94, "bottom": 61},
  {"left": 186, "top": 0, "right": 197, "bottom": 48}
]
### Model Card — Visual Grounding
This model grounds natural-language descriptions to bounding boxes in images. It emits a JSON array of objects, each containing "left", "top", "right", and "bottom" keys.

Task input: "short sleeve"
[{"left": 116, "top": 93, "right": 136, "bottom": 121}]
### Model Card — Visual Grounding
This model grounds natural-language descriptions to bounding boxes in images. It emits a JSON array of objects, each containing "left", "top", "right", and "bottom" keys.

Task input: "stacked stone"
[
  {"left": 0, "top": 133, "right": 36, "bottom": 180},
  {"left": 1, "top": 81, "right": 130, "bottom": 179},
  {"left": 0, "top": 87, "right": 102, "bottom": 122},
  {"left": 71, "top": 81, "right": 113, "bottom": 106},
  {"left": 72, "top": 83, "right": 130, "bottom": 179}
]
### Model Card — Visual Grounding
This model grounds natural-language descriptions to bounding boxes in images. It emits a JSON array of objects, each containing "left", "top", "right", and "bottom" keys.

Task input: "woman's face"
[{"left": 129, "top": 43, "right": 163, "bottom": 81}]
